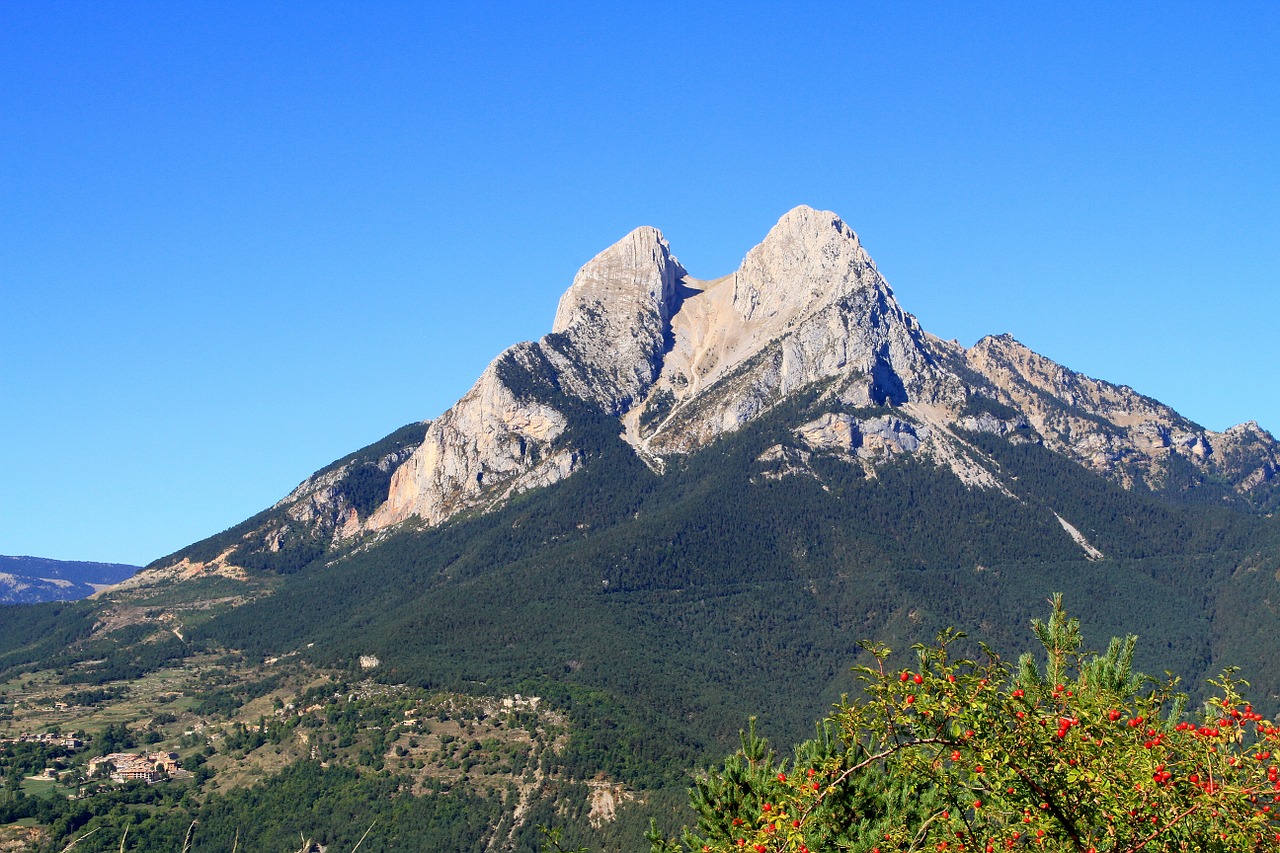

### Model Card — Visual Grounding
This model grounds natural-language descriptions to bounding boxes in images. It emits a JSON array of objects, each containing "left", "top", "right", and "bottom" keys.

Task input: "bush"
[{"left": 651, "top": 595, "right": 1280, "bottom": 852}]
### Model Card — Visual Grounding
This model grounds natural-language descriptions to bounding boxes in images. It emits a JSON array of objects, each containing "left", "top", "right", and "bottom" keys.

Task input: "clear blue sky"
[{"left": 3, "top": 3, "right": 1277, "bottom": 566}]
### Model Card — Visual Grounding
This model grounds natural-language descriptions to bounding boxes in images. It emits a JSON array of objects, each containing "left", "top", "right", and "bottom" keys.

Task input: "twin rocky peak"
[
  {"left": 225, "top": 207, "right": 1280, "bottom": 568},
  {"left": 371, "top": 205, "right": 964, "bottom": 531}
]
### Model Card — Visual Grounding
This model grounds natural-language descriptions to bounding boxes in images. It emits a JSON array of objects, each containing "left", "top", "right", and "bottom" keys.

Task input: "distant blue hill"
[{"left": 0, "top": 555, "right": 139, "bottom": 604}]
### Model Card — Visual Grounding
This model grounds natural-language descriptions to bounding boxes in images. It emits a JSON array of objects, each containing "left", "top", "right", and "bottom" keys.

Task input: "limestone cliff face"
[
  {"left": 965, "top": 334, "right": 1279, "bottom": 507},
  {"left": 368, "top": 346, "right": 578, "bottom": 529},
  {"left": 368, "top": 227, "right": 684, "bottom": 529},
  {"left": 547, "top": 226, "right": 686, "bottom": 414},
  {"left": 627, "top": 206, "right": 968, "bottom": 457},
  {"left": 368, "top": 207, "right": 974, "bottom": 530},
  {"left": 273, "top": 435, "right": 424, "bottom": 542},
  {"left": 362, "top": 205, "right": 1279, "bottom": 535},
  {"left": 1214, "top": 422, "right": 1280, "bottom": 499},
  {"left": 155, "top": 205, "right": 1271, "bottom": 560}
]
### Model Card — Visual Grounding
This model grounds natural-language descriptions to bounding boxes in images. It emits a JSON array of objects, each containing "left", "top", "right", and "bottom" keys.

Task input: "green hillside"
[
  {"left": 2, "top": 390, "right": 1278, "bottom": 851},
  {"left": 179, "top": 394, "right": 1280, "bottom": 772}
]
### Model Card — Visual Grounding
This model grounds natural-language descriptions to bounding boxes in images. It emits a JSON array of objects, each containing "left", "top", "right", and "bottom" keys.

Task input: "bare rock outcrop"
[
  {"left": 965, "top": 334, "right": 1279, "bottom": 507},
  {"left": 370, "top": 227, "right": 685, "bottom": 529},
  {"left": 797, "top": 413, "right": 926, "bottom": 459},
  {"left": 372, "top": 206, "right": 983, "bottom": 529},
  {"left": 272, "top": 437, "right": 424, "bottom": 542},
  {"left": 369, "top": 347, "right": 576, "bottom": 528},
  {"left": 260, "top": 207, "right": 1280, "bottom": 541},
  {"left": 630, "top": 207, "right": 968, "bottom": 456},
  {"left": 548, "top": 226, "right": 686, "bottom": 414}
]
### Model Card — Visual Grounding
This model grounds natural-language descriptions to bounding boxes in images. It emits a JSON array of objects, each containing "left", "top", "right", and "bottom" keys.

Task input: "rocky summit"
[
  {"left": 112, "top": 207, "right": 1280, "bottom": 591},
  {"left": 377, "top": 206, "right": 1277, "bottom": 534},
  {"left": 123, "top": 206, "right": 1280, "bottom": 588}
]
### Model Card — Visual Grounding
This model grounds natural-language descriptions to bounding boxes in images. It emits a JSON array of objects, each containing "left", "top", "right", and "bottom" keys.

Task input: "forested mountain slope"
[
  {"left": 2, "top": 208, "right": 1278, "bottom": 851},
  {"left": 0, "top": 556, "right": 137, "bottom": 604}
]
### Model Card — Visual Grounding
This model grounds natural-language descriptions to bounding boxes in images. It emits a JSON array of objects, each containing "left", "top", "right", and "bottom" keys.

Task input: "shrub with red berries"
[{"left": 648, "top": 595, "right": 1280, "bottom": 852}]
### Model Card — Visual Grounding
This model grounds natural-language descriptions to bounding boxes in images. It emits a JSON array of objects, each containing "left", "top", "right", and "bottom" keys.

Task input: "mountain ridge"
[
  {"left": 123, "top": 205, "right": 1277, "bottom": 591},
  {"left": 0, "top": 555, "right": 138, "bottom": 604}
]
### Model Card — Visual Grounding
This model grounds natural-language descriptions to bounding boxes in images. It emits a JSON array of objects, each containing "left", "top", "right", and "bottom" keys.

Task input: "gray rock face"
[
  {"left": 369, "top": 228, "right": 685, "bottom": 529},
  {"left": 273, "top": 438, "right": 423, "bottom": 543},
  {"left": 1215, "top": 422, "right": 1280, "bottom": 497},
  {"left": 549, "top": 226, "right": 686, "bottom": 415},
  {"left": 370, "top": 206, "right": 980, "bottom": 528},
  {"left": 266, "top": 206, "right": 1280, "bottom": 539},
  {"left": 797, "top": 413, "right": 926, "bottom": 458},
  {"left": 965, "top": 334, "right": 1279, "bottom": 507},
  {"left": 369, "top": 348, "right": 576, "bottom": 529},
  {"left": 628, "top": 207, "right": 968, "bottom": 456},
  {"left": 957, "top": 411, "right": 1033, "bottom": 440}
]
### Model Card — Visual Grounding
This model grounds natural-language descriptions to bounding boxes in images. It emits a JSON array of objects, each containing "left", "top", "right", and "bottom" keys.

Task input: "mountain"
[
  {"left": 4, "top": 207, "right": 1280, "bottom": 851},
  {"left": 122, "top": 206, "right": 1280, "bottom": 592},
  {"left": 0, "top": 555, "right": 138, "bottom": 604},
  {"left": 82, "top": 202, "right": 1276, "bottom": 753}
]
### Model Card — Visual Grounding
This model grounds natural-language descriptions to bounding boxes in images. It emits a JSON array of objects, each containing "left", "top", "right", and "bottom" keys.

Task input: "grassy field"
[
  {"left": 1, "top": 657, "right": 216, "bottom": 737},
  {"left": 19, "top": 777, "right": 73, "bottom": 799}
]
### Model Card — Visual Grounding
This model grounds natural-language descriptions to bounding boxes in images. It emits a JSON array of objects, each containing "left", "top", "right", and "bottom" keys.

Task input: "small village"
[
  {"left": 86, "top": 750, "right": 182, "bottom": 784},
  {"left": 1, "top": 728, "right": 189, "bottom": 793},
  {"left": 0, "top": 732, "right": 82, "bottom": 751}
]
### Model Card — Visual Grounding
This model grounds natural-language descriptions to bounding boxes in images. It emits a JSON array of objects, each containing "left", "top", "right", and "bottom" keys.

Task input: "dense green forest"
[
  {"left": 1, "top": 381, "right": 1278, "bottom": 850},
  {"left": 186, "top": 396, "right": 1280, "bottom": 760}
]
